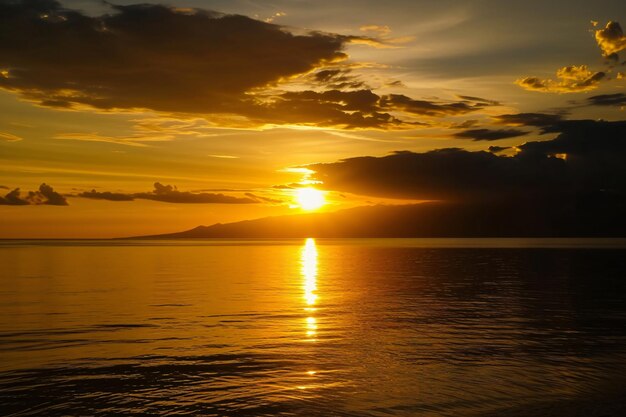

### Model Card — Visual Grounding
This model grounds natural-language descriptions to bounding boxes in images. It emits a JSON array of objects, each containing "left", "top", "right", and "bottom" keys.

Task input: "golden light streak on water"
[
  {"left": 302, "top": 238, "right": 318, "bottom": 307},
  {"left": 301, "top": 238, "right": 318, "bottom": 342}
]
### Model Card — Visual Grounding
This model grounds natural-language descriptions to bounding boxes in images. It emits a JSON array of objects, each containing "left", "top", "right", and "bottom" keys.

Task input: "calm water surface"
[{"left": 1, "top": 239, "right": 626, "bottom": 416}]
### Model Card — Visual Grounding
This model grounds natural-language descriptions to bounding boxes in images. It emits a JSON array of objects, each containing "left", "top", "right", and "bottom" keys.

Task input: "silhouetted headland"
[{"left": 128, "top": 197, "right": 626, "bottom": 239}]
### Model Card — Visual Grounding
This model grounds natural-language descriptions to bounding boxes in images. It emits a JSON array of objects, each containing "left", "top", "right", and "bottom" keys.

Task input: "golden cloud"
[
  {"left": 595, "top": 21, "right": 626, "bottom": 58},
  {"left": 516, "top": 65, "right": 605, "bottom": 93}
]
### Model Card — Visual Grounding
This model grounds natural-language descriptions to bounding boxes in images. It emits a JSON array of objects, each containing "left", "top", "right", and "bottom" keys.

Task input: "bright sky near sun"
[{"left": 0, "top": 0, "right": 624, "bottom": 237}]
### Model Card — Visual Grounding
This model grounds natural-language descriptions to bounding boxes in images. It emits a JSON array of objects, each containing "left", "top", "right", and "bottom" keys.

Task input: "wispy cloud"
[
  {"left": 55, "top": 132, "right": 175, "bottom": 147},
  {"left": 0, "top": 132, "right": 22, "bottom": 142}
]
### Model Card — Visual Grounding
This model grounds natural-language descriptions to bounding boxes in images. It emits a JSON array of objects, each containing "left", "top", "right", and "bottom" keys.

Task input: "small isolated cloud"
[
  {"left": 516, "top": 65, "right": 605, "bottom": 93},
  {"left": 586, "top": 93, "right": 626, "bottom": 107},
  {"left": 453, "top": 128, "right": 527, "bottom": 141},
  {"left": 0, "top": 183, "right": 68, "bottom": 206},
  {"left": 595, "top": 21, "right": 626, "bottom": 58},
  {"left": 78, "top": 182, "right": 257, "bottom": 204},
  {"left": 0, "top": 132, "right": 22, "bottom": 142}
]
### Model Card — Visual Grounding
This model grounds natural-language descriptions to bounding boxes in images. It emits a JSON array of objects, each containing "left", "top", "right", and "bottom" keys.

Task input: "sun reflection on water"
[
  {"left": 302, "top": 238, "right": 318, "bottom": 310},
  {"left": 302, "top": 238, "right": 318, "bottom": 342},
  {"left": 301, "top": 237, "right": 319, "bottom": 386}
]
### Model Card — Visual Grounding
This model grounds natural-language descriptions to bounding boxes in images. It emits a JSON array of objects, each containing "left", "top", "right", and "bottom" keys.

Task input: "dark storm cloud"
[
  {"left": 0, "top": 1, "right": 502, "bottom": 129},
  {"left": 78, "top": 182, "right": 257, "bottom": 204},
  {"left": 493, "top": 113, "right": 566, "bottom": 127},
  {"left": 0, "top": 1, "right": 345, "bottom": 113},
  {"left": 453, "top": 128, "right": 527, "bottom": 141},
  {"left": 0, "top": 183, "right": 68, "bottom": 205},
  {"left": 586, "top": 93, "right": 626, "bottom": 106},
  {"left": 308, "top": 120, "right": 626, "bottom": 201}
]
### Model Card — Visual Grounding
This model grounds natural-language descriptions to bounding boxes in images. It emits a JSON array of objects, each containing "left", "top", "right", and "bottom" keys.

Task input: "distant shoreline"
[{"left": 2, "top": 237, "right": 626, "bottom": 250}]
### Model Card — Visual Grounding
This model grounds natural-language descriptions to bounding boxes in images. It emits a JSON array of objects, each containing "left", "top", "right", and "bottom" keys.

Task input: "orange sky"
[{"left": 0, "top": 0, "right": 625, "bottom": 237}]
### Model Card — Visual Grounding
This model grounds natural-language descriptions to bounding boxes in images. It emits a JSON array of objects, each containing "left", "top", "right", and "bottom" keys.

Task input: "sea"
[{"left": 1, "top": 238, "right": 626, "bottom": 416}]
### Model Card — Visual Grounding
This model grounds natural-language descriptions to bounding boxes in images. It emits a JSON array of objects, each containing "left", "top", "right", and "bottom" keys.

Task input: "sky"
[{"left": 0, "top": 0, "right": 625, "bottom": 238}]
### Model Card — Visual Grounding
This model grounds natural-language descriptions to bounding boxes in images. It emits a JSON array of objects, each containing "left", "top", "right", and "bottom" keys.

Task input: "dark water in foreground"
[{"left": 1, "top": 238, "right": 626, "bottom": 416}]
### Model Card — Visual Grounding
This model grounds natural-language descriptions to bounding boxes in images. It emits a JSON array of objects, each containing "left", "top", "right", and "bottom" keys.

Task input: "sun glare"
[{"left": 295, "top": 188, "right": 326, "bottom": 211}]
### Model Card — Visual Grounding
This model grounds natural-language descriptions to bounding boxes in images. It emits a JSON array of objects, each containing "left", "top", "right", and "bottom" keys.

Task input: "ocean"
[{"left": 1, "top": 238, "right": 626, "bottom": 416}]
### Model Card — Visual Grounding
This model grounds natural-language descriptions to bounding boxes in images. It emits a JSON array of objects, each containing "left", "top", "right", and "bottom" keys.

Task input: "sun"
[{"left": 295, "top": 188, "right": 326, "bottom": 211}]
